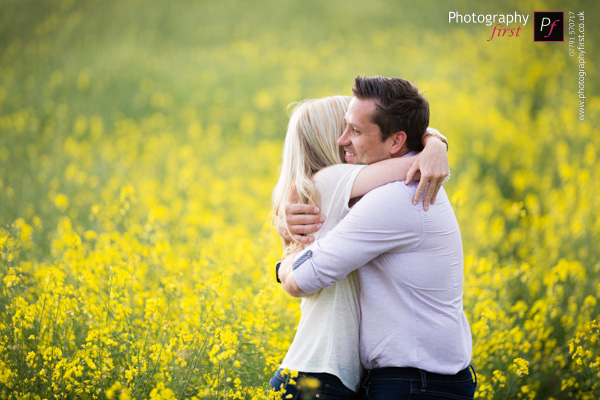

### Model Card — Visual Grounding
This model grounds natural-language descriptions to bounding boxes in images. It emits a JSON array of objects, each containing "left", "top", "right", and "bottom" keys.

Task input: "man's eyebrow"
[
  {"left": 349, "top": 120, "right": 364, "bottom": 131},
  {"left": 344, "top": 114, "right": 359, "bottom": 129}
]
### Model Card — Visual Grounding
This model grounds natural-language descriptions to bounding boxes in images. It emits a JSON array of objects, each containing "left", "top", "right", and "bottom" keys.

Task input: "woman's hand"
[{"left": 406, "top": 135, "right": 450, "bottom": 211}]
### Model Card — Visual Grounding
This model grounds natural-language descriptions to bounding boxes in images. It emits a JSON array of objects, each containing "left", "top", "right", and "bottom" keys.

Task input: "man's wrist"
[{"left": 275, "top": 260, "right": 283, "bottom": 284}]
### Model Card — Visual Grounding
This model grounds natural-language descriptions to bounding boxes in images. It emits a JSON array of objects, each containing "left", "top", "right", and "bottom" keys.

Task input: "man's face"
[{"left": 338, "top": 97, "right": 393, "bottom": 165}]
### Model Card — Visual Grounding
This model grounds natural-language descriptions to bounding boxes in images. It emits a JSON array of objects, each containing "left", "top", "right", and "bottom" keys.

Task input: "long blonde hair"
[{"left": 272, "top": 95, "right": 351, "bottom": 254}]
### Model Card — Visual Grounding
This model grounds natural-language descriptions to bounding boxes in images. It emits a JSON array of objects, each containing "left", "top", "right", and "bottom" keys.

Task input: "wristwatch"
[
  {"left": 422, "top": 129, "right": 448, "bottom": 151},
  {"left": 275, "top": 260, "right": 282, "bottom": 284}
]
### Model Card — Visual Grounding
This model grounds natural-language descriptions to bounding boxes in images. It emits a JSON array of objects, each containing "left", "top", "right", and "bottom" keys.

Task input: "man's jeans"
[
  {"left": 359, "top": 366, "right": 477, "bottom": 400},
  {"left": 270, "top": 368, "right": 357, "bottom": 400}
]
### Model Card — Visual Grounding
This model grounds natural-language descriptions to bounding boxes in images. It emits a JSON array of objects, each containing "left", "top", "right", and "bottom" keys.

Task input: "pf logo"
[{"left": 534, "top": 12, "right": 564, "bottom": 42}]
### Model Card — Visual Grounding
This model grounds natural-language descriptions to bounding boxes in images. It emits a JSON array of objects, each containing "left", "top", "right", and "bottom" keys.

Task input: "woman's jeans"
[
  {"left": 269, "top": 368, "right": 357, "bottom": 400},
  {"left": 359, "top": 365, "right": 477, "bottom": 400}
]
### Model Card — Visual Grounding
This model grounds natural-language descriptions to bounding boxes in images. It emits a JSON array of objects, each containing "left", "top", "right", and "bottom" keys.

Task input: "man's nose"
[{"left": 338, "top": 127, "right": 350, "bottom": 146}]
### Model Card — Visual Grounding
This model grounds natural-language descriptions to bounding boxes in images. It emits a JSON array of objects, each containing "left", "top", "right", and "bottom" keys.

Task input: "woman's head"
[
  {"left": 272, "top": 95, "right": 350, "bottom": 250},
  {"left": 283, "top": 95, "right": 350, "bottom": 176}
]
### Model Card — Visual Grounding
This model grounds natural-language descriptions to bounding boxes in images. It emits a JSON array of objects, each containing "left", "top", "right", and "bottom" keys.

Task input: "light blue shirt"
[{"left": 292, "top": 180, "right": 473, "bottom": 374}]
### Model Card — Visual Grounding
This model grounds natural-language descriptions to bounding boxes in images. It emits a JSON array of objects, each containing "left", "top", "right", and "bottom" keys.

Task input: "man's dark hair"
[{"left": 352, "top": 75, "right": 429, "bottom": 152}]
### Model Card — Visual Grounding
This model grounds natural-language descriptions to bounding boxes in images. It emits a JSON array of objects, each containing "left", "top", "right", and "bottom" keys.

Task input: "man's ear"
[{"left": 389, "top": 131, "right": 407, "bottom": 156}]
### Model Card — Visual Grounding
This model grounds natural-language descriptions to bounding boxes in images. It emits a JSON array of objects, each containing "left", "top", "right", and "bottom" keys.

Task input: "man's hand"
[
  {"left": 406, "top": 136, "right": 449, "bottom": 211},
  {"left": 277, "top": 204, "right": 325, "bottom": 245},
  {"left": 278, "top": 252, "right": 308, "bottom": 298}
]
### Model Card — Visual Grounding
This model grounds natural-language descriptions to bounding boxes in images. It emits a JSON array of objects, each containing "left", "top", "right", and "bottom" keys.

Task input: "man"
[{"left": 278, "top": 76, "right": 475, "bottom": 399}]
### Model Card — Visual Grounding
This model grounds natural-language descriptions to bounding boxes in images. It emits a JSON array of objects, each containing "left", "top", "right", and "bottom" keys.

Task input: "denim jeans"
[
  {"left": 269, "top": 368, "right": 358, "bottom": 400},
  {"left": 359, "top": 365, "right": 477, "bottom": 400}
]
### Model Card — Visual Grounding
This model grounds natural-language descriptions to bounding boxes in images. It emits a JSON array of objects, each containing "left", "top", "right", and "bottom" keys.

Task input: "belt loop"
[
  {"left": 469, "top": 364, "right": 478, "bottom": 387},
  {"left": 419, "top": 369, "right": 427, "bottom": 392}
]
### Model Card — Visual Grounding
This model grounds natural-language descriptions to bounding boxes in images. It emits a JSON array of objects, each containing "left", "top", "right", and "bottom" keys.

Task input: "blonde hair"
[{"left": 272, "top": 95, "right": 351, "bottom": 254}]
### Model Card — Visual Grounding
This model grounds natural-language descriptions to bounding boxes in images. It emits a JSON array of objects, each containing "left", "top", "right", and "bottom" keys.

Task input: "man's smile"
[{"left": 344, "top": 149, "right": 356, "bottom": 163}]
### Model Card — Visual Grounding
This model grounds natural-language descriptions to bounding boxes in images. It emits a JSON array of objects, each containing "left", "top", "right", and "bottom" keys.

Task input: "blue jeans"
[
  {"left": 359, "top": 366, "right": 477, "bottom": 400},
  {"left": 269, "top": 368, "right": 358, "bottom": 400}
]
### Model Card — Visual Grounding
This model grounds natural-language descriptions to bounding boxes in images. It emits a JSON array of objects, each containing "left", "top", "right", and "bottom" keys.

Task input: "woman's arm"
[
  {"left": 350, "top": 156, "right": 419, "bottom": 198},
  {"left": 280, "top": 129, "right": 449, "bottom": 243}
]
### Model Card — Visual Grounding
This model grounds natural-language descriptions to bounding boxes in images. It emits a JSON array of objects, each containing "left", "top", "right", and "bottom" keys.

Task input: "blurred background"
[{"left": 1, "top": 0, "right": 599, "bottom": 398}]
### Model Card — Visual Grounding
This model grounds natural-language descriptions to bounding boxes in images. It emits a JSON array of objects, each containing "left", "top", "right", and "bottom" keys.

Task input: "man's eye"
[{"left": 352, "top": 127, "right": 359, "bottom": 134}]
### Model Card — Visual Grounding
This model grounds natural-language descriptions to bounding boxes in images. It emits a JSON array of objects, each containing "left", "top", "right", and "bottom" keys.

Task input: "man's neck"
[{"left": 392, "top": 148, "right": 412, "bottom": 158}]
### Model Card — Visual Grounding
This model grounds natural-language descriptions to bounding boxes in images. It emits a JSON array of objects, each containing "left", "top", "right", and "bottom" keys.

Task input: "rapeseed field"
[{"left": 1, "top": 0, "right": 598, "bottom": 398}]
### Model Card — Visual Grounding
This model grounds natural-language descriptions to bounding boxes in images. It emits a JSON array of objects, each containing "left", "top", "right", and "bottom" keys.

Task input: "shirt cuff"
[{"left": 291, "top": 249, "right": 325, "bottom": 294}]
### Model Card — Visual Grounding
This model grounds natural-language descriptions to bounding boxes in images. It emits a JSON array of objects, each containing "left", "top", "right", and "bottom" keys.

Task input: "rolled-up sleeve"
[
  {"left": 292, "top": 182, "right": 422, "bottom": 294},
  {"left": 291, "top": 250, "right": 324, "bottom": 294}
]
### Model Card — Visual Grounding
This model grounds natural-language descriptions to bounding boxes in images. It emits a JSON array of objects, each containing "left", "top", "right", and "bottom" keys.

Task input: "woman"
[{"left": 270, "top": 95, "right": 447, "bottom": 399}]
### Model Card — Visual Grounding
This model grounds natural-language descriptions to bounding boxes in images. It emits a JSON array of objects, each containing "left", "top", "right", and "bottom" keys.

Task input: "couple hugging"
[{"left": 270, "top": 75, "right": 475, "bottom": 400}]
